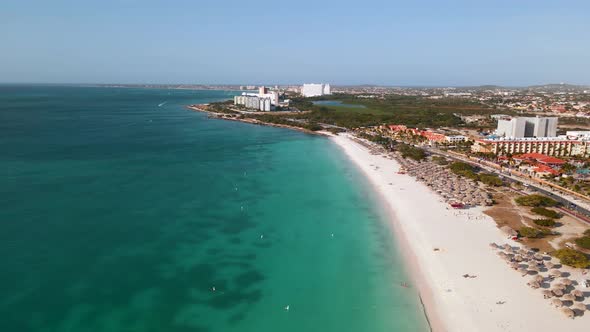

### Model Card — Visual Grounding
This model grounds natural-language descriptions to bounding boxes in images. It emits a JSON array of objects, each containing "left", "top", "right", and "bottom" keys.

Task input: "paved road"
[{"left": 423, "top": 146, "right": 590, "bottom": 222}]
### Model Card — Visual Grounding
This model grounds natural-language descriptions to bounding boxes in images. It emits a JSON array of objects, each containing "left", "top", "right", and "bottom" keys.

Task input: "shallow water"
[{"left": 0, "top": 85, "right": 428, "bottom": 332}]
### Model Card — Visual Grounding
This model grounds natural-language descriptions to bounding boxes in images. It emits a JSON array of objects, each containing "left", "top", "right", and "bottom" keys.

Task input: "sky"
[{"left": 1, "top": 0, "right": 589, "bottom": 86}]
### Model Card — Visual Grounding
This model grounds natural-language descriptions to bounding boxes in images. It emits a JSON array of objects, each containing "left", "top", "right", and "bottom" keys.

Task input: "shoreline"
[
  {"left": 186, "top": 104, "right": 329, "bottom": 137},
  {"left": 329, "top": 133, "right": 590, "bottom": 332}
]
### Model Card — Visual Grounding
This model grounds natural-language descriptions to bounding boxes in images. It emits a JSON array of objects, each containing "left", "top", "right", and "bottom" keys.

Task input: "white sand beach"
[{"left": 330, "top": 133, "right": 590, "bottom": 332}]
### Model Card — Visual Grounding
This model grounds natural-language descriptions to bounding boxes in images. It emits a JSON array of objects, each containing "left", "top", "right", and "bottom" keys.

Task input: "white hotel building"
[
  {"left": 301, "top": 83, "right": 331, "bottom": 97},
  {"left": 495, "top": 116, "right": 557, "bottom": 138},
  {"left": 233, "top": 86, "right": 279, "bottom": 111}
]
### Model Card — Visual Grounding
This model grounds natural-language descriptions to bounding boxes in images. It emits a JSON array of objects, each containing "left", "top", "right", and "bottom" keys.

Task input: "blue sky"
[{"left": 1, "top": 0, "right": 589, "bottom": 86}]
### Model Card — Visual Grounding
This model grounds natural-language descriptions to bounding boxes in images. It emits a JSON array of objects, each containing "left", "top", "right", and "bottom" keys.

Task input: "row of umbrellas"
[
  {"left": 491, "top": 242, "right": 589, "bottom": 318},
  {"left": 396, "top": 156, "right": 493, "bottom": 207}
]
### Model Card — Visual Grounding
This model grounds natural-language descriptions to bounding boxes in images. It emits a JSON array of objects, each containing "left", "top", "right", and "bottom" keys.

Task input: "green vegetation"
[
  {"left": 575, "top": 236, "right": 590, "bottom": 250},
  {"left": 287, "top": 94, "right": 493, "bottom": 129},
  {"left": 584, "top": 229, "right": 590, "bottom": 236},
  {"left": 449, "top": 162, "right": 478, "bottom": 180},
  {"left": 448, "top": 162, "right": 503, "bottom": 186},
  {"left": 478, "top": 174, "right": 503, "bottom": 187},
  {"left": 432, "top": 156, "right": 449, "bottom": 165},
  {"left": 514, "top": 194, "right": 559, "bottom": 207},
  {"left": 518, "top": 227, "right": 552, "bottom": 239},
  {"left": 531, "top": 207, "right": 561, "bottom": 219},
  {"left": 553, "top": 248, "right": 590, "bottom": 268},
  {"left": 533, "top": 219, "right": 557, "bottom": 227},
  {"left": 397, "top": 143, "right": 426, "bottom": 161}
]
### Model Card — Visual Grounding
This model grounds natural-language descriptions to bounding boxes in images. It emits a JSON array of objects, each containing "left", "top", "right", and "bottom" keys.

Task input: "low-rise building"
[
  {"left": 472, "top": 137, "right": 590, "bottom": 157},
  {"left": 445, "top": 135, "right": 468, "bottom": 143}
]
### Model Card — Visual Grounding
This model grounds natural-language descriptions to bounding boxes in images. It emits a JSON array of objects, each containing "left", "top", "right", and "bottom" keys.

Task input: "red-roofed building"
[
  {"left": 388, "top": 124, "right": 407, "bottom": 132},
  {"left": 533, "top": 164, "right": 561, "bottom": 177},
  {"left": 512, "top": 153, "right": 566, "bottom": 166}
]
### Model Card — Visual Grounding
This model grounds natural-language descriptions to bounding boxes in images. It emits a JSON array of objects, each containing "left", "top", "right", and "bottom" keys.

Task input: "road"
[{"left": 423, "top": 146, "right": 590, "bottom": 223}]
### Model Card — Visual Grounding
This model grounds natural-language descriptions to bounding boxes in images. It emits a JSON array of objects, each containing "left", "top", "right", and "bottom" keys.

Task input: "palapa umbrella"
[
  {"left": 514, "top": 255, "right": 524, "bottom": 262},
  {"left": 533, "top": 275, "right": 544, "bottom": 283},
  {"left": 572, "top": 302, "right": 587, "bottom": 312},
  {"left": 571, "top": 289, "right": 584, "bottom": 299},
  {"left": 551, "top": 298, "right": 563, "bottom": 307},
  {"left": 542, "top": 289, "right": 553, "bottom": 299},
  {"left": 497, "top": 251, "right": 507, "bottom": 257},
  {"left": 528, "top": 281, "right": 540, "bottom": 289},
  {"left": 562, "top": 293, "right": 576, "bottom": 302},
  {"left": 510, "top": 262, "right": 520, "bottom": 269},
  {"left": 533, "top": 254, "right": 544, "bottom": 261},
  {"left": 518, "top": 248, "right": 528, "bottom": 255},
  {"left": 503, "top": 244, "right": 512, "bottom": 250},
  {"left": 489, "top": 242, "right": 498, "bottom": 249},
  {"left": 554, "top": 283, "right": 566, "bottom": 290},
  {"left": 544, "top": 262, "right": 554, "bottom": 269},
  {"left": 528, "top": 265, "right": 539, "bottom": 273},
  {"left": 552, "top": 288, "right": 564, "bottom": 297},
  {"left": 560, "top": 278, "right": 573, "bottom": 286},
  {"left": 518, "top": 267, "right": 528, "bottom": 276},
  {"left": 550, "top": 269, "right": 562, "bottom": 277},
  {"left": 560, "top": 307, "right": 575, "bottom": 319}
]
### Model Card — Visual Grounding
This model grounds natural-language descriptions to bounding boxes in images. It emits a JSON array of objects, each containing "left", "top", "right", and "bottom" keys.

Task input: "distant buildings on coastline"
[
  {"left": 234, "top": 86, "right": 287, "bottom": 111},
  {"left": 301, "top": 83, "right": 331, "bottom": 97},
  {"left": 495, "top": 116, "right": 557, "bottom": 138}
]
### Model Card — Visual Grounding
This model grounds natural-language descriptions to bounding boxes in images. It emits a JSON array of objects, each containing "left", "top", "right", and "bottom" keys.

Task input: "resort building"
[
  {"left": 301, "top": 83, "right": 332, "bottom": 97},
  {"left": 511, "top": 153, "right": 566, "bottom": 167},
  {"left": 234, "top": 86, "right": 281, "bottom": 111},
  {"left": 445, "top": 135, "right": 468, "bottom": 143},
  {"left": 471, "top": 137, "right": 590, "bottom": 157},
  {"left": 495, "top": 116, "right": 558, "bottom": 138},
  {"left": 379, "top": 124, "right": 466, "bottom": 144}
]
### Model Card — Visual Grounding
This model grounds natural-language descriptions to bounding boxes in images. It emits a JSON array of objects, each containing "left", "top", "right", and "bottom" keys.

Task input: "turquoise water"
[
  {"left": 0, "top": 86, "right": 428, "bottom": 332},
  {"left": 312, "top": 100, "right": 366, "bottom": 108}
]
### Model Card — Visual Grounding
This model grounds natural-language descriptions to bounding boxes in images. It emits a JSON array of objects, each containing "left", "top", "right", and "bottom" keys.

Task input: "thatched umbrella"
[
  {"left": 542, "top": 289, "right": 553, "bottom": 299},
  {"left": 554, "top": 283, "right": 566, "bottom": 291},
  {"left": 562, "top": 293, "right": 576, "bottom": 302},
  {"left": 489, "top": 242, "right": 499, "bottom": 249},
  {"left": 529, "top": 281, "right": 541, "bottom": 289},
  {"left": 533, "top": 254, "right": 544, "bottom": 261},
  {"left": 551, "top": 298, "right": 563, "bottom": 307},
  {"left": 560, "top": 278, "right": 573, "bottom": 286},
  {"left": 528, "top": 265, "right": 539, "bottom": 273},
  {"left": 518, "top": 248, "right": 528, "bottom": 255},
  {"left": 552, "top": 288, "right": 564, "bottom": 297},
  {"left": 544, "top": 262, "right": 554, "bottom": 269},
  {"left": 572, "top": 302, "right": 587, "bottom": 312},
  {"left": 572, "top": 289, "right": 584, "bottom": 299},
  {"left": 514, "top": 255, "right": 524, "bottom": 262},
  {"left": 560, "top": 307, "right": 575, "bottom": 319},
  {"left": 518, "top": 267, "right": 528, "bottom": 276},
  {"left": 502, "top": 243, "right": 512, "bottom": 250},
  {"left": 497, "top": 251, "right": 507, "bottom": 258},
  {"left": 550, "top": 269, "right": 562, "bottom": 278},
  {"left": 533, "top": 275, "right": 544, "bottom": 283}
]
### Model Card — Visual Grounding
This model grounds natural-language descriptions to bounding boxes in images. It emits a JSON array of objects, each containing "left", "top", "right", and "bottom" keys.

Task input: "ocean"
[{"left": 0, "top": 85, "right": 428, "bottom": 332}]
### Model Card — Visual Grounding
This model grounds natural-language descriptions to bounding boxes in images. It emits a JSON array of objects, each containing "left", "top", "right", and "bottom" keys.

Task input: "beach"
[{"left": 330, "top": 133, "right": 590, "bottom": 332}]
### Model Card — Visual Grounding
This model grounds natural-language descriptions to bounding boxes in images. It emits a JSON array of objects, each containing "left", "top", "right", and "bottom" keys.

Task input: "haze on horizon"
[{"left": 1, "top": 0, "right": 589, "bottom": 87}]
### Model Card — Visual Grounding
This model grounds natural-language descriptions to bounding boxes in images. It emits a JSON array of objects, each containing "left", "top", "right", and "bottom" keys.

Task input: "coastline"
[
  {"left": 329, "top": 133, "right": 590, "bottom": 332},
  {"left": 186, "top": 104, "right": 328, "bottom": 136}
]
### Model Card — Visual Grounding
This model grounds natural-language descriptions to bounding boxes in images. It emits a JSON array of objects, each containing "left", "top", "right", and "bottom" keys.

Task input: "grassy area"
[
  {"left": 288, "top": 94, "right": 494, "bottom": 129},
  {"left": 206, "top": 93, "right": 496, "bottom": 130}
]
